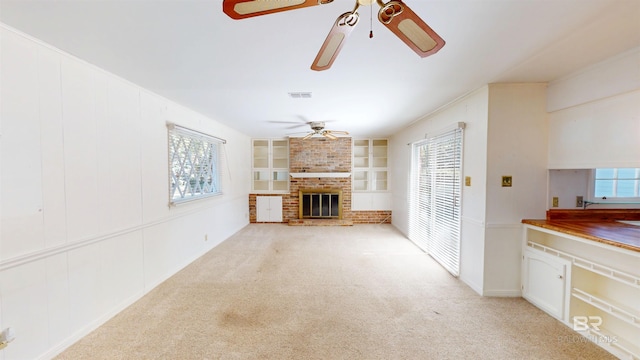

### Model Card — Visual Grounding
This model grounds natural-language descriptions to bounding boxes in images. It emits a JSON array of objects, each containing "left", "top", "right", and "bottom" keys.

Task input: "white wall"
[
  {"left": 548, "top": 169, "right": 591, "bottom": 209},
  {"left": 546, "top": 47, "right": 640, "bottom": 113},
  {"left": 547, "top": 48, "right": 640, "bottom": 169},
  {"left": 0, "top": 24, "right": 250, "bottom": 360},
  {"left": 390, "top": 84, "right": 548, "bottom": 297},
  {"left": 546, "top": 48, "right": 640, "bottom": 209},
  {"left": 484, "top": 83, "right": 548, "bottom": 296},
  {"left": 390, "top": 87, "right": 490, "bottom": 294}
]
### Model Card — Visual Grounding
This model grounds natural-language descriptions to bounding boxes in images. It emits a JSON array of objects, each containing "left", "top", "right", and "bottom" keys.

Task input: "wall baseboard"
[
  {"left": 482, "top": 289, "right": 522, "bottom": 297},
  {"left": 460, "top": 276, "right": 483, "bottom": 296},
  {"left": 39, "top": 290, "right": 145, "bottom": 360}
]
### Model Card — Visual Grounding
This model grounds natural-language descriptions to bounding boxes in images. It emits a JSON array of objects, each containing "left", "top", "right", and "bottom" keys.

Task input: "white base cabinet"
[
  {"left": 256, "top": 196, "right": 283, "bottom": 222},
  {"left": 522, "top": 248, "right": 570, "bottom": 321},
  {"left": 522, "top": 225, "right": 640, "bottom": 360}
]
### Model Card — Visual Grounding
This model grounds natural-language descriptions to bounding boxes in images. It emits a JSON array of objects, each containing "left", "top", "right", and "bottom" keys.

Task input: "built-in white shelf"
[
  {"left": 524, "top": 229, "right": 640, "bottom": 360},
  {"left": 583, "top": 326, "right": 640, "bottom": 360},
  {"left": 527, "top": 241, "right": 640, "bottom": 288},
  {"left": 290, "top": 172, "right": 351, "bottom": 178},
  {"left": 572, "top": 288, "right": 640, "bottom": 329}
]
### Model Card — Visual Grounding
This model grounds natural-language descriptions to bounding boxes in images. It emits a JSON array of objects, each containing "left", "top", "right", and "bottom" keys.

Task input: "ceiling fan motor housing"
[{"left": 310, "top": 122, "right": 325, "bottom": 131}]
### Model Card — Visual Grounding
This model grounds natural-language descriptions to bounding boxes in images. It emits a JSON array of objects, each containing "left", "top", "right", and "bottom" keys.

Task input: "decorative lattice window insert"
[{"left": 168, "top": 124, "right": 225, "bottom": 204}]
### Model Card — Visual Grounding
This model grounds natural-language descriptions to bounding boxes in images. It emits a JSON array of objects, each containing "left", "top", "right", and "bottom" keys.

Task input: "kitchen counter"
[
  {"left": 522, "top": 209, "right": 640, "bottom": 252},
  {"left": 521, "top": 219, "right": 640, "bottom": 252}
]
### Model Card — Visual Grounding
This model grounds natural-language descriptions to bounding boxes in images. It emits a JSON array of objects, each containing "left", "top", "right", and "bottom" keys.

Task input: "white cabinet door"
[
  {"left": 522, "top": 248, "right": 570, "bottom": 320},
  {"left": 256, "top": 196, "right": 282, "bottom": 222}
]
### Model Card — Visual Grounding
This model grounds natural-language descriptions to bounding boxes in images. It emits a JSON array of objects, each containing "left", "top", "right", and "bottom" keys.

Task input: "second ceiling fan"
[{"left": 222, "top": 0, "right": 445, "bottom": 71}]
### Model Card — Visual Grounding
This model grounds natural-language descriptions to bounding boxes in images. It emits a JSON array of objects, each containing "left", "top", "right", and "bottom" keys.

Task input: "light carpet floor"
[{"left": 56, "top": 224, "right": 614, "bottom": 360}]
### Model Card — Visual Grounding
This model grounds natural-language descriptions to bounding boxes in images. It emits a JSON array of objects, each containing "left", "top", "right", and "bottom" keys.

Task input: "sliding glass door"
[{"left": 409, "top": 124, "right": 464, "bottom": 276}]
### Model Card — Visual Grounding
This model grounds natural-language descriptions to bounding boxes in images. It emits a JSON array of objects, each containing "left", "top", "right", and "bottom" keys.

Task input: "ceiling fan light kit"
[{"left": 223, "top": 0, "right": 445, "bottom": 70}]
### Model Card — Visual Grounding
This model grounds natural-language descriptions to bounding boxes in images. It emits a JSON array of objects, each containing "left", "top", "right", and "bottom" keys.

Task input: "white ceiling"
[{"left": 1, "top": 0, "right": 639, "bottom": 138}]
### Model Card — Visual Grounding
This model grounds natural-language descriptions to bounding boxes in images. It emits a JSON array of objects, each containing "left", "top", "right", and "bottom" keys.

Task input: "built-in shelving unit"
[
  {"left": 571, "top": 288, "right": 639, "bottom": 328},
  {"left": 252, "top": 139, "right": 289, "bottom": 193},
  {"left": 353, "top": 139, "right": 388, "bottom": 191},
  {"left": 527, "top": 241, "right": 640, "bottom": 288},
  {"left": 523, "top": 225, "right": 640, "bottom": 360}
]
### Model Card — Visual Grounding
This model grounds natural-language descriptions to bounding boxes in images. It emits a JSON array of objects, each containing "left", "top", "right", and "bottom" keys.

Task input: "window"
[
  {"left": 168, "top": 124, "right": 224, "bottom": 204},
  {"left": 593, "top": 168, "right": 640, "bottom": 199},
  {"left": 409, "top": 123, "right": 464, "bottom": 277}
]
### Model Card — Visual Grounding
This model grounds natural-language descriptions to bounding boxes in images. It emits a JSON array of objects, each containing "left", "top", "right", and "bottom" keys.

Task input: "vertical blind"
[{"left": 409, "top": 123, "right": 464, "bottom": 276}]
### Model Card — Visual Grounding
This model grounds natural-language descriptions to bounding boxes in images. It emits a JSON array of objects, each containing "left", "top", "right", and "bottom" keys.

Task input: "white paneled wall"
[
  {"left": 546, "top": 48, "right": 640, "bottom": 169},
  {"left": 390, "top": 84, "right": 548, "bottom": 297},
  {"left": 39, "top": 46, "right": 67, "bottom": 249},
  {"left": 547, "top": 90, "right": 640, "bottom": 169},
  {"left": 390, "top": 86, "right": 490, "bottom": 294},
  {"left": 1, "top": 28, "right": 45, "bottom": 259},
  {"left": 0, "top": 24, "right": 250, "bottom": 360}
]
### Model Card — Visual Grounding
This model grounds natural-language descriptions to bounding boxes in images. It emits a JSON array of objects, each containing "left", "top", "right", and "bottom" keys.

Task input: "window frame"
[
  {"left": 588, "top": 168, "right": 640, "bottom": 202},
  {"left": 168, "top": 123, "right": 225, "bottom": 205}
]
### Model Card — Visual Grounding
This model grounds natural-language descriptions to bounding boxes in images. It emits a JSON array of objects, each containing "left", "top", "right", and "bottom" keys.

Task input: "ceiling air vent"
[{"left": 288, "top": 92, "right": 312, "bottom": 99}]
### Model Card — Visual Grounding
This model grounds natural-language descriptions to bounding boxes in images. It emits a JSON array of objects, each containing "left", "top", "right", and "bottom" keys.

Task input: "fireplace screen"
[{"left": 299, "top": 189, "right": 342, "bottom": 219}]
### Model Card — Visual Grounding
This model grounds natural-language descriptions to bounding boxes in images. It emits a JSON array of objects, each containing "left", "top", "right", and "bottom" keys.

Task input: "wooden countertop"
[{"left": 522, "top": 219, "right": 640, "bottom": 252}]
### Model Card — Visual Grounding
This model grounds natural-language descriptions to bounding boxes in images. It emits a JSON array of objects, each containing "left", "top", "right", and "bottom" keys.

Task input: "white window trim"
[
  {"left": 168, "top": 123, "right": 225, "bottom": 206},
  {"left": 588, "top": 168, "right": 640, "bottom": 203}
]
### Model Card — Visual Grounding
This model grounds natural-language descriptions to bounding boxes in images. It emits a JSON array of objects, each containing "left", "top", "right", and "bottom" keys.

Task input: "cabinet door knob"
[{"left": 557, "top": 275, "right": 563, "bottom": 279}]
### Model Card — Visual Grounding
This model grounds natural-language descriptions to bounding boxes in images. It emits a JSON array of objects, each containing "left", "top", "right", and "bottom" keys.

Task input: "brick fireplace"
[
  {"left": 286, "top": 137, "right": 352, "bottom": 224},
  {"left": 299, "top": 188, "right": 343, "bottom": 219},
  {"left": 248, "top": 136, "right": 391, "bottom": 224}
]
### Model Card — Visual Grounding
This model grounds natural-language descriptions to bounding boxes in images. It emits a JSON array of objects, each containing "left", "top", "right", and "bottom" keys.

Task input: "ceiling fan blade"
[
  {"left": 302, "top": 132, "right": 316, "bottom": 140},
  {"left": 287, "top": 131, "right": 311, "bottom": 136},
  {"left": 268, "top": 120, "right": 305, "bottom": 125},
  {"left": 223, "top": 0, "right": 331, "bottom": 20},
  {"left": 323, "top": 132, "right": 338, "bottom": 140},
  {"left": 311, "top": 11, "right": 360, "bottom": 71},
  {"left": 377, "top": 1, "right": 445, "bottom": 58},
  {"left": 327, "top": 130, "right": 349, "bottom": 135},
  {"left": 284, "top": 124, "right": 309, "bottom": 129}
]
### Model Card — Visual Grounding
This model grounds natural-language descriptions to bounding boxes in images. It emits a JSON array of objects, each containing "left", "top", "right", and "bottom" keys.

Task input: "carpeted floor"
[{"left": 55, "top": 224, "right": 614, "bottom": 359}]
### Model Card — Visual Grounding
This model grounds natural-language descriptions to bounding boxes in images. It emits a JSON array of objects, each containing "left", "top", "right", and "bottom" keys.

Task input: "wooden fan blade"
[
  {"left": 223, "top": 0, "right": 330, "bottom": 20},
  {"left": 311, "top": 11, "right": 360, "bottom": 71},
  {"left": 287, "top": 132, "right": 310, "bottom": 137},
  {"left": 323, "top": 132, "right": 338, "bottom": 139},
  {"left": 377, "top": 1, "right": 445, "bottom": 58},
  {"left": 327, "top": 130, "right": 349, "bottom": 135},
  {"left": 302, "top": 132, "right": 316, "bottom": 140}
]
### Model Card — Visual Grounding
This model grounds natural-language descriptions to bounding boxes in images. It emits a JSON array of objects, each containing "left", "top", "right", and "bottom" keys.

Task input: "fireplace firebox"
[{"left": 299, "top": 189, "right": 342, "bottom": 219}]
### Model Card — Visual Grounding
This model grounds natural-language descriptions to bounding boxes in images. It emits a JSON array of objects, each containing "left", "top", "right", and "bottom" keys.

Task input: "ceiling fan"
[
  {"left": 291, "top": 121, "right": 350, "bottom": 139},
  {"left": 222, "top": 0, "right": 445, "bottom": 71}
]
